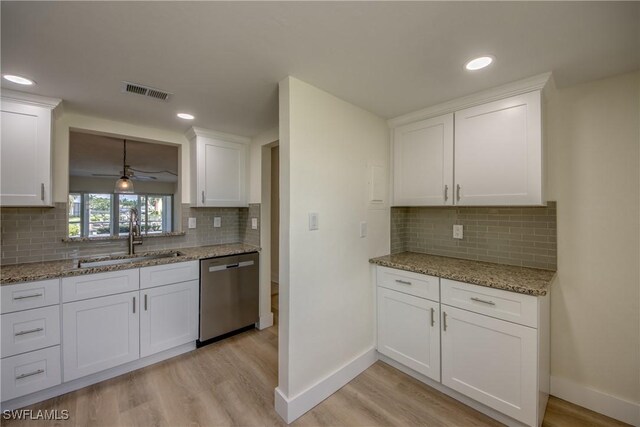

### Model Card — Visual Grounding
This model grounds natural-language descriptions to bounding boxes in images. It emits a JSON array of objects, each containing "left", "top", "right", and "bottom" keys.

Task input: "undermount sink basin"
[{"left": 77, "top": 251, "right": 184, "bottom": 269}]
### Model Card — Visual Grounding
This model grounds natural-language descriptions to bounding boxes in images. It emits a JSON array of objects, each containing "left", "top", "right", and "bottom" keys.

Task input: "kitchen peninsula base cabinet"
[
  {"left": 375, "top": 267, "right": 550, "bottom": 427},
  {"left": 0, "top": 260, "right": 200, "bottom": 411}
]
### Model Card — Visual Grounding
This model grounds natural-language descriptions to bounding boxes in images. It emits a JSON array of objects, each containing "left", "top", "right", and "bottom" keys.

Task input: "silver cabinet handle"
[
  {"left": 13, "top": 293, "right": 43, "bottom": 300},
  {"left": 41, "top": 183, "right": 45, "bottom": 201},
  {"left": 144, "top": 294, "right": 148, "bottom": 311},
  {"left": 201, "top": 191, "right": 205, "bottom": 204},
  {"left": 15, "top": 327, "right": 44, "bottom": 336},
  {"left": 444, "top": 185, "right": 448, "bottom": 202},
  {"left": 443, "top": 311, "right": 448, "bottom": 331},
  {"left": 470, "top": 297, "right": 496, "bottom": 306},
  {"left": 430, "top": 307, "right": 435, "bottom": 327},
  {"left": 16, "top": 369, "right": 44, "bottom": 380},
  {"left": 456, "top": 184, "right": 461, "bottom": 202},
  {"left": 395, "top": 279, "right": 412, "bottom": 285},
  {"left": 133, "top": 296, "right": 136, "bottom": 314}
]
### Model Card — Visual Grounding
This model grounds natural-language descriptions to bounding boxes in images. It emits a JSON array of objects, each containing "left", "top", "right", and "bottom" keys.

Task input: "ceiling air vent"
[{"left": 121, "top": 81, "right": 172, "bottom": 101}]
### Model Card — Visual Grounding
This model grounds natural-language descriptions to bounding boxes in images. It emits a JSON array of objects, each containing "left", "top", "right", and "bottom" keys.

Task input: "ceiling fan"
[{"left": 91, "top": 139, "right": 176, "bottom": 183}]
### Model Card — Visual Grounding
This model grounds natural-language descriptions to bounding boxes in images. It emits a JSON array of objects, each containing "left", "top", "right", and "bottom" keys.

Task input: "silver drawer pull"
[
  {"left": 16, "top": 369, "right": 45, "bottom": 380},
  {"left": 430, "top": 307, "right": 435, "bottom": 327},
  {"left": 470, "top": 297, "right": 496, "bottom": 306},
  {"left": 13, "top": 293, "right": 43, "bottom": 300},
  {"left": 15, "top": 327, "right": 44, "bottom": 336},
  {"left": 442, "top": 311, "right": 448, "bottom": 331},
  {"left": 395, "top": 279, "right": 412, "bottom": 285}
]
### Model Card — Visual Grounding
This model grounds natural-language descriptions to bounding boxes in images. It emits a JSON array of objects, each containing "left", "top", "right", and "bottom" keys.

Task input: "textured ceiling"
[{"left": 2, "top": 2, "right": 638, "bottom": 137}]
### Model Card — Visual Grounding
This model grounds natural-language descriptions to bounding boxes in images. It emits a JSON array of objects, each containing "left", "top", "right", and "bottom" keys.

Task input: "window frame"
[{"left": 68, "top": 192, "right": 174, "bottom": 238}]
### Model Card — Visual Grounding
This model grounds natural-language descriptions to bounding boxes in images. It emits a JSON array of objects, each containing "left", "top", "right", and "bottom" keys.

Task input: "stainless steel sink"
[{"left": 77, "top": 251, "right": 184, "bottom": 268}]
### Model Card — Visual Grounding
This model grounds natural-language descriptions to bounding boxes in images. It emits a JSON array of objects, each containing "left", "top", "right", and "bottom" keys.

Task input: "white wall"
[
  {"left": 546, "top": 71, "right": 639, "bottom": 417},
  {"left": 53, "top": 112, "right": 190, "bottom": 203},
  {"left": 277, "top": 77, "right": 390, "bottom": 419}
]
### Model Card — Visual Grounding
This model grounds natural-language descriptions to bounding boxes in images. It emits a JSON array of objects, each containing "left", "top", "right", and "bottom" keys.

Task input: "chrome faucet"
[{"left": 128, "top": 208, "right": 143, "bottom": 255}]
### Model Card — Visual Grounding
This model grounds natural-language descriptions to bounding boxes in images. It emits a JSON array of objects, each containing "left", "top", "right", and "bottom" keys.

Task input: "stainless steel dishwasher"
[{"left": 198, "top": 252, "right": 259, "bottom": 346}]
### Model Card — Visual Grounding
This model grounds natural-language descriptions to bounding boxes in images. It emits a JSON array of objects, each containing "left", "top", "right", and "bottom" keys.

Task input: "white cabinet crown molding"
[
  {"left": 388, "top": 72, "right": 552, "bottom": 128},
  {"left": 185, "top": 126, "right": 250, "bottom": 144},
  {"left": 0, "top": 89, "right": 62, "bottom": 109}
]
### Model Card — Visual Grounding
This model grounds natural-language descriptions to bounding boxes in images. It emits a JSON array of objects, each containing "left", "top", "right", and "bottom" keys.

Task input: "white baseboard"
[
  {"left": 1, "top": 342, "right": 195, "bottom": 411},
  {"left": 258, "top": 312, "right": 274, "bottom": 330},
  {"left": 274, "top": 347, "right": 377, "bottom": 423},
  {"left": 550, "top": 375, "right": 640, "bottom": 426}
]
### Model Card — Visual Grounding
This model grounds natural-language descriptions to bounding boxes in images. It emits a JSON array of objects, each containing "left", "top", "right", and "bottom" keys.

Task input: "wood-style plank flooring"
[{"left": 3, "top": 283, "right": 628, "bottom": 427}]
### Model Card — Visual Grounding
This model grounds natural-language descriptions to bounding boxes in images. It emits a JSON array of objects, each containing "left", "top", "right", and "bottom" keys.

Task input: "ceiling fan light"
[
  {"left": 114, "top": 139, "right": 135, "bottom": 193},
  {"left": 114, "top": 176, "right": 134, "bottom": 194}
]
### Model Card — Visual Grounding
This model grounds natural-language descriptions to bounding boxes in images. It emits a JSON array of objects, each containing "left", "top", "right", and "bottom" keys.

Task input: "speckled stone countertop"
[
  {"left": 0, "top": 243, "right": 259, "bottom": 285},
  {"left": 370, "top": 252, "right": 555, "bottom": 296}
]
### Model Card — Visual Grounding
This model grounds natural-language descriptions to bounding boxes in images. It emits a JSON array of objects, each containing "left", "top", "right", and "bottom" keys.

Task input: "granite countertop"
[
  {"left": 369, "top": 252, "right": 555, "bottom": 296},
  {"left": 0, "top": 243, "right": 260, "bottom": 285}
]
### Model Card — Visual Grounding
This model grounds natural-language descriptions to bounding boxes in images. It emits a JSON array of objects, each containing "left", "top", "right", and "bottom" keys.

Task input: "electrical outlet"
[
  {"left": 213, "top": 217, "right": 221, "bottom": 228},
  {"left": 251, "top": 218, "right": 258, "bottom": 229},
  {"left": 188, "top": 217, "right": 196, "bottom": 229},
  {"left": 453, "top": 224, "right": 463, "bottom": 239},
  {"left": 308, "top": 213, "right": 319, "bottom": 231},
  {"left": 360, "top": 222, "right": 367, "bottom": 238}
]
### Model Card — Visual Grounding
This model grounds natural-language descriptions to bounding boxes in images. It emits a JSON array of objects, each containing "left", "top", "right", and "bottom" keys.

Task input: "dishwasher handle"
[{"left": 208, "top": 260, "right": 254, "bottom": 273}]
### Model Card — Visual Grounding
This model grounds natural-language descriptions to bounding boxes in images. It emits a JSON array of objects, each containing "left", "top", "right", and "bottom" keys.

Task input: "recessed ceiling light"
[
  {"left": 465, "top": 56, "right": 494, "bottom": 71},
  {"left": 177, "top": 113, "right": 195, "bottom": 120},
  {"left": 3, "top": 74, "right": 35, "bottom": 85}
]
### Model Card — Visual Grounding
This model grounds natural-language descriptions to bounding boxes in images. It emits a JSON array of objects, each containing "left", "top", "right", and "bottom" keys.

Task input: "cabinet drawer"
[
  {"left": 1, "top": 305, "right": 60, "bottom": 358},
  {"left": 376, "top": 266, "right": 439, "bottom": 301},
  {"left": 62, "top": 269, "right": 139, "bottom": 302},
  {"left": 140, "top": 261, "right": 199, "bottom": 289},
  {"left": 1, "top": 346, "right": 61, "bottom": 401},
  {"left": 441, "top": 279, "right": 538, "bottom": 328},
  {"left": 1, "top": 279, "right": 60, "bottom": 314}
]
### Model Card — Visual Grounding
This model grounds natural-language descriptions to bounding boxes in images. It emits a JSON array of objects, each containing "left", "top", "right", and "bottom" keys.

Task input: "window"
[{"left": 68, "top": 192, "right": 173, "bottom": 238}]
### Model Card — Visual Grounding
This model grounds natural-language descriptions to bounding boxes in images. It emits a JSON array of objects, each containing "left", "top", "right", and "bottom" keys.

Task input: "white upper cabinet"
[
  {"left": 390, "top": 73, "right": 550, "bottom": 207},
  {"left": 1, "top": 91, "right": 61, "bottom": 207},
  {"left": 393, "top": 114, "right": 454, "bottom": 206},
  {"left": 188, "top": 127, "right": 249, "bottom": 207},
  {"left": 454, "top": 91, "right": 543, "bottom": 206}
]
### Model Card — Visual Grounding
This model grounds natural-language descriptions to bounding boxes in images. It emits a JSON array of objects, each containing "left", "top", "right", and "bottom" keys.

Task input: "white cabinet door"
[
  {"left": 441, "top": 305, "right": 538, "bottom": 426},
  {"left": 0, "top": 100, "right": 53, "bottom": 206},
  {"left": 377, "top": 287, "right": 440, "bottom": 381},
  {"left": 140, "top": 280, "right": 198, "bottom": 357},
  {"left": 62, "top": 291, "right": 139, "bottom": 381},
  {"left": 195, "top": 136, "right": 247, "bottom": 207},
  {"left": 393, "top": 114, "right": 454, "bottom": 206},
  {"left": 454, "top": 91, "right": 543, "bottom": 206}
]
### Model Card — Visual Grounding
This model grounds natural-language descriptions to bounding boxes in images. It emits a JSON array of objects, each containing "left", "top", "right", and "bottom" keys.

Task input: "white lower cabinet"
[
  {"left": 1, "top": 346, "right": 61, "bottom": 401},
  {"left": 63, "top": 291, "right": 140, "bottom": 382},
  {"left": 441, "top": 305, "right": 538, "bottom": 425},
  {"left": 140, "top": 280, "right": 199, "bottom": 357},
  {"left": 377, "top": 287, "right": 440, "bottom": 381},
  {"left": 376, "top": 266, "right": 549, "bottom": 427}
]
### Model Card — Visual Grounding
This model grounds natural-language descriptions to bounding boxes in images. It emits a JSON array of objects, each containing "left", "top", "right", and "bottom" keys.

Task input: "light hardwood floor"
[{"left": 3, "top": 289, "right": 628, "bottom": 427}]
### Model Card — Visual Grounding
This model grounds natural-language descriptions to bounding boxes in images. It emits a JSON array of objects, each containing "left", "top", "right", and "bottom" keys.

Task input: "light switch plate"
[
  {"left": 251, "top": 218, "right": 258, "bottom": 229},
  {"left": 453, "top": 224, "right": 463, "bottom": 239},
  {"left": 309, "top": 213, "right": 319, "bottom": 231},
  {"left": 188, "top": 217, "right": 197, "bottom": 229},
  {"left": 214, "top": 217, "right": 221, "bottom": 228}
]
